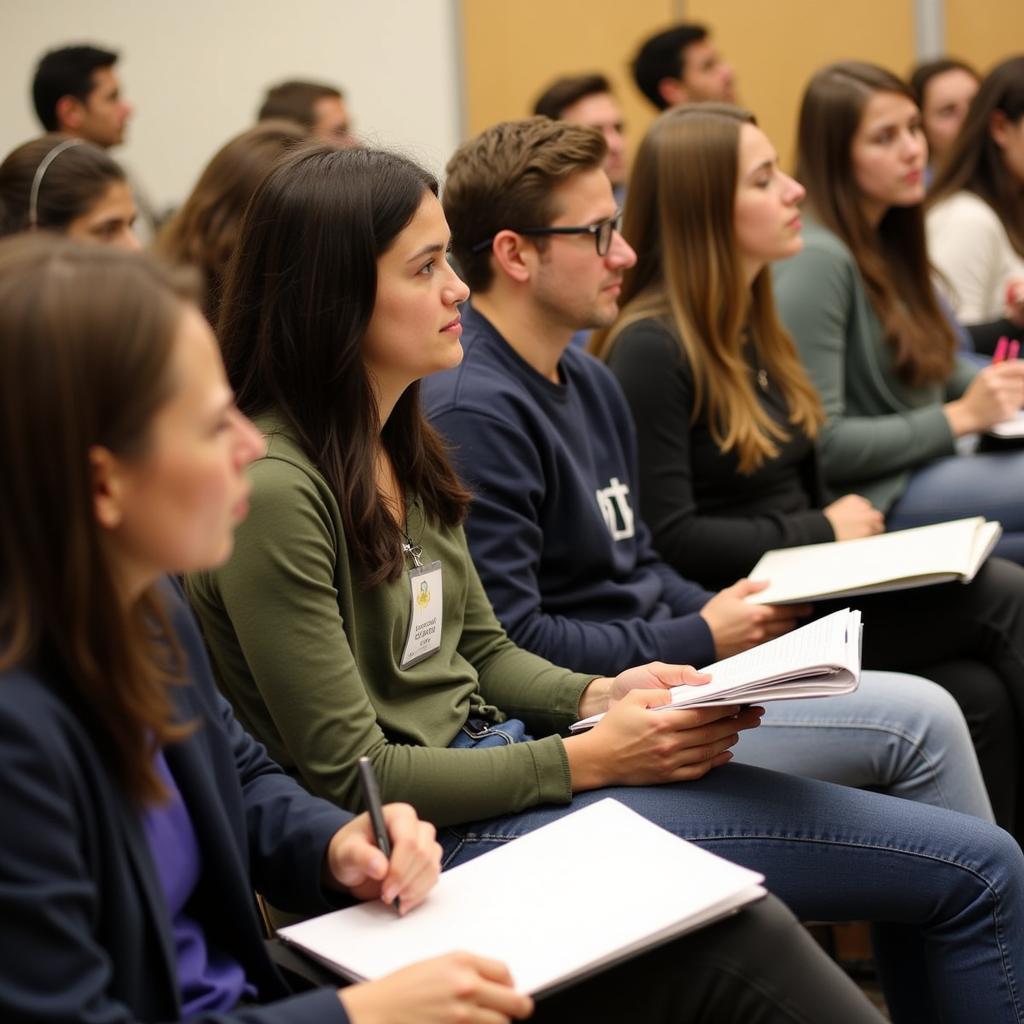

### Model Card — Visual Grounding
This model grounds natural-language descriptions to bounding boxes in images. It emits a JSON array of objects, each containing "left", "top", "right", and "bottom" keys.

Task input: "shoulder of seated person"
[{"left": 608, "top": 316, "right": 685, "bottom": 365}]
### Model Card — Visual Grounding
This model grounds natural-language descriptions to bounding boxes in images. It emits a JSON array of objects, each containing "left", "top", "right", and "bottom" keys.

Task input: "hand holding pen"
[
  {"left": 946, "top": 333, "right": 1024, "bottom": 434},
  {"left": 321, "top": 759, "right": 441, "bottom": 915}
]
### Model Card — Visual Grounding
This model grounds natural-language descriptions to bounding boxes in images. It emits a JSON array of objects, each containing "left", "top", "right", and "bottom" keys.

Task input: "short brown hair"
[
  {"left": 257, "top": 79, "right": 342, "bottom": 129},
  {"left": 444, "top": 116, "right": 607, "bottom": 293},
  {"left": 533, "top": 73, "right": 613, "bottom": 120}
]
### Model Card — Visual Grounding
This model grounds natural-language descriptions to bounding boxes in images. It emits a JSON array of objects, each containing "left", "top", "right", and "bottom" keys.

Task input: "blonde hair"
[{"left": 591, "top": 104, "right": 823, "bottom": 473}]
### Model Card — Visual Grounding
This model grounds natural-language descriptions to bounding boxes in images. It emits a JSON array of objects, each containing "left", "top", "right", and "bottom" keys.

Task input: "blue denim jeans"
[
  {"left": 735, "top": 670, "right": 993, "bottom": 820},
  {"left": 441, "top": 740, "right": 1024, "bottom": 1021},
  {"left": 887, "top": 449, "right": 1024, "bottom": 564}
]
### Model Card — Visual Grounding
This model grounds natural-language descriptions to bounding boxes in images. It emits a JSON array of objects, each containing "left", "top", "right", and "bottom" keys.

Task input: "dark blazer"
[{"left": 0, "top": 580, "right": 351, "bottom": 1023}]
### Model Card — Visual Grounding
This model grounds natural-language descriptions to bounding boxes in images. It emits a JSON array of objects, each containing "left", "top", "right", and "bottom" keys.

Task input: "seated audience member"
[
  {"left": 0, "top": 234, "right": 533, "bottom": 1024},
  {"left": 926, "top": 55, "right": 1024, "bottom": 349},
  {"left": 590, "top": 103, "right": 1024, "bottom": 834},
  {"left": 631, "top": 23, "right": 735, "bottom": 109},
  {"left": 909, "top": 57, "right": 980, "bottom": 178},
  {"left": 422, "top": 116, "right": 994, "bottom": 828},
  {"left": 0, "top": 134, "right": 139, "bottom": 249},
  {"left": 533, "top": 73, "right": 629, "bottom": 202},
  {"left": 0, "top": 237, "right": 851, "bottom": 1024},
  {"left": 773, "top": 62, "right": 1024, "bottom": 561},
  {"left": 258, "top": 79, "right": 357, "bottom": 147},
  {"left": 184, "top": 142, "right": 1024, "bottom": 1024},
  {"left": 156, "top": 120, "right": 306, "bottom": 324},
  {"left": 32, "top": 44, "right": 132, "bottom": 149},
  {"left": 32, "top": 42, "right": 160, "bottom": 236}
]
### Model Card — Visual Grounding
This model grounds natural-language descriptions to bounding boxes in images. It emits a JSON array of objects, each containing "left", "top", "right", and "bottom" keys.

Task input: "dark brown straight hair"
[
  {"left": 0, "top": 235, "right": 195, "bottom": 804},
  {"left": 927, "top": 55, "right": 1024, "bottom": 256},
  {"left": 796, "top": 61, "right": 957, "bottom": 387},
  {"left": 591, "top": 104, "right": 823, "bottom": 473},
  {"left": 218, "top": 145, "right": 470, "bottom": 585}
]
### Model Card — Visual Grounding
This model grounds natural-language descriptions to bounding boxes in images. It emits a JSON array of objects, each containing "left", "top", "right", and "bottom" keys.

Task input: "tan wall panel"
[
  {"left": 686, "top": 0, "right": 916, "bottom": 169},
  {"left": 945, "top": 1, "right": 1024, "bottom": 74},
  {"left": 461, "top": 0, "right": 675, "bottom": 153}
]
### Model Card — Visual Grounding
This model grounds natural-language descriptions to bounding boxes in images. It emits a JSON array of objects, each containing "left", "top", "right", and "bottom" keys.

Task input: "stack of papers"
[
  {"left": 279, "top": 799, "right": 765, "bottom": 997},
  {"left": 747, "top": 517, "right": 1001, "bottom": 605},
  {"left": 571, "top": 608, "right": 861, "bottom": 732}
]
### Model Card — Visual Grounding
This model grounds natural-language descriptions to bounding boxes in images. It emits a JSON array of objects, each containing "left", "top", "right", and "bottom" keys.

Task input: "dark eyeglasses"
[{"left": 470, "top": 211, "right": 622, "bottom": 256}]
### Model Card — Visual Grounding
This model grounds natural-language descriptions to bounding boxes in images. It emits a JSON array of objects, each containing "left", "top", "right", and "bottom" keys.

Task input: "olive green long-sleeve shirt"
[{"left": 186, "top": 420, "right": 596, "bottom": 827}]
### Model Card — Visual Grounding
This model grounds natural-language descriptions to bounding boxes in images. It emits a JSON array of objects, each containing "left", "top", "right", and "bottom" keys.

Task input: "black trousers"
[
  {"left": 272, "top": 894, "right": 883, "bottom": 1023},
  {"left": 821, "top": 556, "right": 1024, "bottom": 836}
]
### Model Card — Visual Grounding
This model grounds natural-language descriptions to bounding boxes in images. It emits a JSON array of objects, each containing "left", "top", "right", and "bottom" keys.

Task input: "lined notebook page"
[{"left": 280, "top": 799, "right": 765, "bottom": 996}]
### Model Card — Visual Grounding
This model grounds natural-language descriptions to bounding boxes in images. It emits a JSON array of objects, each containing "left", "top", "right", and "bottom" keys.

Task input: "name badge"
[{"left": 400, "top": 560, "right": 443, "bottom": 668}]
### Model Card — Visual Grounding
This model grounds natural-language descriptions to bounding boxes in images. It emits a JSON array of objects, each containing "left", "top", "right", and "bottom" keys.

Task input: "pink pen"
[
  {"left": 1010, "top": 340, "right": 1021, "bottom": 361},
  {"left": 993, "top": 336, "right": 1009, "bottom": 363}
]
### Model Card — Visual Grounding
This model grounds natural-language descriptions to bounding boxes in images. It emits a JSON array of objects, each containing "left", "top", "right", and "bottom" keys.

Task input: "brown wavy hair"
[
  {"left": 795, "top": 61, "right": 956, "bottom": 387},
  {"left": 155, "top": 120, "right": 306, "bottom": 323},
  {"left": 0, "top": 235, "right": 195, "bottom": 804},
  {"left": 591, "top": 104, "right": 823, "bottom": 473},
  {"left": 927, "top": 54, "right": 1024, "bottom": 257}
]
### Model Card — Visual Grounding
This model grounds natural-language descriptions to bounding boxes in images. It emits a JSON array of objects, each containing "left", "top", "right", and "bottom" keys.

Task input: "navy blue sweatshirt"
[{"left": 422, "top": 306, "right": 715, "bottom": 676}]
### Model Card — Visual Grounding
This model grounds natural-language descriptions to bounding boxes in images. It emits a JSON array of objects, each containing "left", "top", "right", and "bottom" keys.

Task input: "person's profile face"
[
  {"left": 560, "top": 92, "right": 629, "bottom": 187},
  {"left": 361, "top": 191, "right": 470, "bottom": 395},
  {"left": 733, "top": 123, "right": 806, "bottom": 280},
  {"left": 312, "top": 95, "right": 357, "bottom": 148},
  {"left": 65, "top": 179, "right": 141, "bottom": 251},
  {"left": 94, "top": 305, "right": 266, "bottom": 590},
  {"left": 680, "top": 39, "right": 736, "bottom": 103},
  {"left": 527, "top": 167, "right": 636, "bottom": 331},
  {"left": 921, "top": 68, "right": 978, "bottom": 164},
  {"left": 78, "top": 66, "right": 132, "bottom": 148}
]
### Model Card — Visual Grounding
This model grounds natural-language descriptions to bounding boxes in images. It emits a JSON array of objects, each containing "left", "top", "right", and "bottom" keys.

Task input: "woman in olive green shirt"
[{"left": 186, "top": 141, "right": 1024, "bottom": 1023}]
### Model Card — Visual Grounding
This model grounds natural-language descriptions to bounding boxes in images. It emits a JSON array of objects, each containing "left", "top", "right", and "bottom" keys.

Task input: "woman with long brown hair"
[
  {"left": 0, "top": 233, "right": 571, "bottom": 1024},
  {"left": 926, "top": 55, "right": 1024, "bottom": 346},
  {"left": 772, "top": 61, "right": 1024, "bottom": 561},
  {"left": 592, "top": 100, "right": 1024, "bottom": 836},
  {"left": 184, "top": 142, "right": 1024, "bottom": 1023}
]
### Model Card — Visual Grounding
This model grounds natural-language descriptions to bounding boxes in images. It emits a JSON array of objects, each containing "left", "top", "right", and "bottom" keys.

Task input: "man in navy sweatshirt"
[
  {"left": 419, "top": 117, "right": 993, "bottom": 813},
  {"left": 423, "top": 117, "right": 799, "bottom": 676}
]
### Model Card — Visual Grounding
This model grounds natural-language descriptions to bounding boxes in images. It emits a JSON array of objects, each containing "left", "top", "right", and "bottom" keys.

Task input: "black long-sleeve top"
[{"left": 604, "top": 318, "right": 835, "bottom": 591}]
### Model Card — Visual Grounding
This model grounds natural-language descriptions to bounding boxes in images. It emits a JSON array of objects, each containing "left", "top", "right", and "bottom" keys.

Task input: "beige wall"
[
  {"left": 462, "top": 0, "right": 674, "bottom": 157},
  {"left": 460, "top": 0, "right": 1024, "bottom": 177},
  {"left": 686, "top": 0, "right": 915, "bottom": 169},
  {"left": 946, "top": 0, "right": 1024, "bottom": 74}
]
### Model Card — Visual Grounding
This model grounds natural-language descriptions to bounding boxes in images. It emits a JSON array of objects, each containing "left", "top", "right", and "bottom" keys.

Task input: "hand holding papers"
[
  {"left": 570, "top": 608, "right": 861, "bottom": 733},
  {"left": 280, "top": 799, "right": 765, "bottom": 997},
  {"left": 746, "top": 518, "right": 1001, "bottom": 605}
]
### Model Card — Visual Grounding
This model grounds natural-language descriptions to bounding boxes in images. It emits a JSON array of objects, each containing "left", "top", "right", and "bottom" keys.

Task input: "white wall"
[{"left": 0, "top": 0, "right": 464, "bottom": 211}]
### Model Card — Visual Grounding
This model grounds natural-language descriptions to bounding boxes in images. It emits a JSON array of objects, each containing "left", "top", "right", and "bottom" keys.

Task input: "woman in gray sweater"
[{"left": 773, "top": 61, "right": 1024, "bottom": 563}]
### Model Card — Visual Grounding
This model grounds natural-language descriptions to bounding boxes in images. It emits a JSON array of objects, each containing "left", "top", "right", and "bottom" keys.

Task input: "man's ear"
[
  {"left": 54, "top": 94, "right": 84, "bottom": 133},
  {"left": 489, "top": 229, "right": 534, "bottom": 285},
  {"left": 657, "top": 77, "right": 689, "bottom": 108},
  {"left": 89, "top": 445, "right": 125, "bottom": 531}
]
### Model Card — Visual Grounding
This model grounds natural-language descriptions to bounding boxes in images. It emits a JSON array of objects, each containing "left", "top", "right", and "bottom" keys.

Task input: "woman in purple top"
[{"left": 0, "top": 233, "right": 893, "bottom": 1023}]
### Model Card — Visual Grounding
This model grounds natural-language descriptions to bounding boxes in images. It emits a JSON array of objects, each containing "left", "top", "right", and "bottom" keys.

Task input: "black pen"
[{"left": 357, "top": 756, "right": 400, "bottom": 912}]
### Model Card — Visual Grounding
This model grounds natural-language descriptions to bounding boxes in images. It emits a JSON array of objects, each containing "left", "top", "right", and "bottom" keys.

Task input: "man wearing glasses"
[
  {"left": 424, "top": 116, "right": 797, "bottom": 676},
  {"left": 422, "top": 117, "right": 982, "bottom": 810}
]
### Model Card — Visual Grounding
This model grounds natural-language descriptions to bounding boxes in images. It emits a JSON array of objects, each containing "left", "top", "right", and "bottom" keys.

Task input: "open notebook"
[
  {"left": 279, "top": 799, "right": 765, "bottom": 997},
  {"left": 571, "top": 608, "right": 861, "bottom": 732},
  {"left": 745, "top": 517, "right": 1001, "bottom": 606}
]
